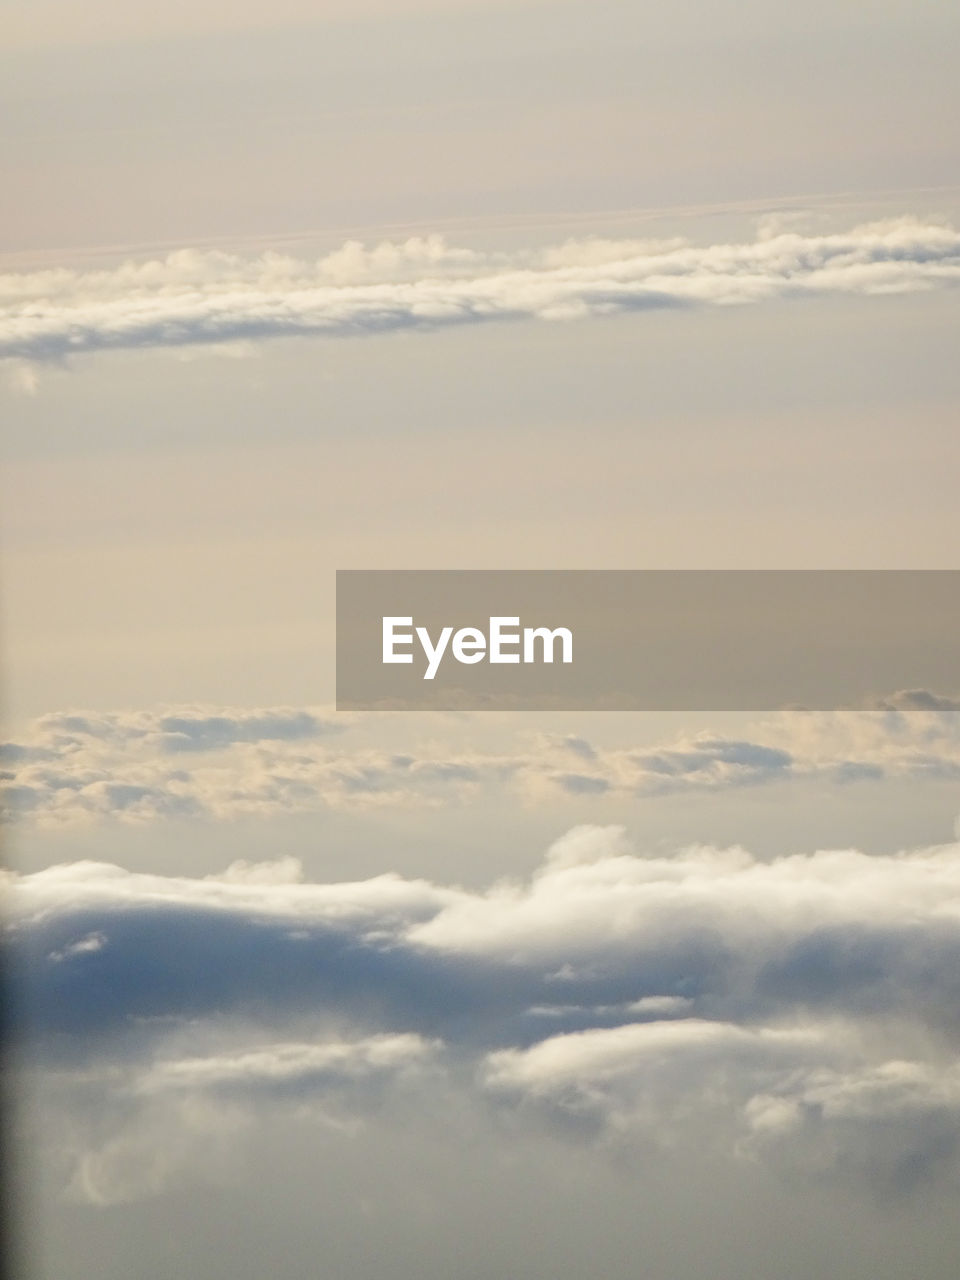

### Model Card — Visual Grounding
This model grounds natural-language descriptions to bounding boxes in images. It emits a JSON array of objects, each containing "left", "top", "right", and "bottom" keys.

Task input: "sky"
[{"left": 2, "top": 1, "right": 960, "bottom": 1278}]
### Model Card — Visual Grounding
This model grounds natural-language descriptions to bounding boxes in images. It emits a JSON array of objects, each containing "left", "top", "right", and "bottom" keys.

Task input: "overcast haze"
[{"left": 3, "top": 1, "right": 960, "bottom": 1277}]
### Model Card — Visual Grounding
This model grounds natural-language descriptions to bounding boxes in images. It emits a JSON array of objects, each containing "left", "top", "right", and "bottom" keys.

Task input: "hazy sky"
[
  {"left": 2, "top": 0, "right": 958, "bottom": 256},
  {"left": 3, "top": 2, "right": 960, "bottom": 1278}
]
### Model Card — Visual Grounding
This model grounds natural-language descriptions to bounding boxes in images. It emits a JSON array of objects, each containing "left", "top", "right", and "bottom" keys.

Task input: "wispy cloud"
[
  {"left": 2, "top": 219, "right": 958, "bottom": 363},
  {"left": 3, "top": 698, "right": 958, "bottom": 826}
]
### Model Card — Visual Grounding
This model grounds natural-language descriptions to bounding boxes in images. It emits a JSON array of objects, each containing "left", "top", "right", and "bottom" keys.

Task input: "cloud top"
[{"left": 13, "top": 827, "right": 960, "bottom": 1050}]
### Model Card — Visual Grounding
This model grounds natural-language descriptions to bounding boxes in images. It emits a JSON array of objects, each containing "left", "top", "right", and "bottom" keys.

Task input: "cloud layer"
[
  {"left": 3, "top": 218, "right": 958, "bottom": 362},
  {"left": 3, "top": 698, "right": 958, "bottom": 826},
  {"left": 10, "top": 827, "right": 960, "bottom": 1203}
]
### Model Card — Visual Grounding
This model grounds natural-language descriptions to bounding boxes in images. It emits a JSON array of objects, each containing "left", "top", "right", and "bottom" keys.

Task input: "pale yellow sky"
[
  {"left": 3, "top": 289, "right": 958, "bottom": 719},
  {"left": 3, "top": 0, "right": 957, "bottom": 254},
  {"left": 5, "top": 12, "right": 960, "bottom": 1277}
]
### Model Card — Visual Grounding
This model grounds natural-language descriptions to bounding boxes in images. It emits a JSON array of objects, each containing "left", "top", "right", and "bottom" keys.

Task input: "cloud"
[
  {"left": 1, "top": 704, "right": 356, "bottom": 824},
  {"left": 11, "top": 827, "right": 960, "bottom": 1201},
  {"left": 742, "top": 1059, "right": 960, "bottom": 1195},
  {"left": 138, "top": 1033, "right": 438, "bottom": 1101},
  {"left": 482, "top": 1019, "right": 828, "bottom": 1132},
  {"left": 2, "top": 218, "right": 958, "bottom": 363},
  {"left": 483, "top": 1019, "right": 960, "bottom": 1197},
  {"left": 871, "top": 690, "right": 960, "bottom": 712},
  {"left": 46, "top": 1031, "right": 439, "bottom": 1207},
  {"left": 4, "top": 698, "right": 959, "bottom": 827},
  {"left": 24, "top": 705, "right": 339, "bottom": 753},
  {"left": 15, "top": 826, "right": 960, "bottom": 1047}
]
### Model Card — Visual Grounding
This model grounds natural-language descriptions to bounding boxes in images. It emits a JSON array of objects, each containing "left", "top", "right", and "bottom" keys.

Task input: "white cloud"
[
  {"left": 2, "top": 219, "right": 958, "bottom": 363},
  {"left": 15, "top": 827, "right": 960, "bottom": 1202},
  {"left": 15, "top": 826, "right": 960, "bottom": 1038},
  {"left": 140, "top": 1033, "right": 438, "bottom": 1097},
  {"left": 482, "top": 1019, "right": 828, "bottom": 1129},
  {"left": 483, "top": 1019, "right": 960, "bottom": 1194}
]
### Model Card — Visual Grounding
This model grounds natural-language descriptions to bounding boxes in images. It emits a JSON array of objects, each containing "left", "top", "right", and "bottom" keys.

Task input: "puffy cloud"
[
  {"left": 3, "top": 698, "right": 959, "bottom": 827},
  {"left": 11, "top": 827, "right": 960, "bottom": 1203},
  {"left": 11, "top": 824, "right": 960, "bottom": 1203},
  {"left": 482, "top": 1019, "right": 829, "bottom": 1135},
  {"left": 14, "top": 827, "right": 960, "bottom": 1049},
  {"left": 2, "top": 219, "right": 958, "bottom": 363},
  {"left": 483, "top": 1019, "right": 960, "bottom": 1197}
]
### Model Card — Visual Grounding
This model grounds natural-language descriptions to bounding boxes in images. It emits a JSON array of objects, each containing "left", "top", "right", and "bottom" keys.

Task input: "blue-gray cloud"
[{"left": 10, "top": 828, "right": 960, "bottom": 1203}]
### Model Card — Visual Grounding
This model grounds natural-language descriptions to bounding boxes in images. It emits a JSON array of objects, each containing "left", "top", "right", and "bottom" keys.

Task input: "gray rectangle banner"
[{"left": 336, "top": 570, "right": 960, "bottom": 711}]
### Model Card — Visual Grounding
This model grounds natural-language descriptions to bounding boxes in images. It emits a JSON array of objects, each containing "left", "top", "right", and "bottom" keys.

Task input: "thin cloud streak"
[{"left": 2, "top": 219, "right": 958, "bottom": 362}]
